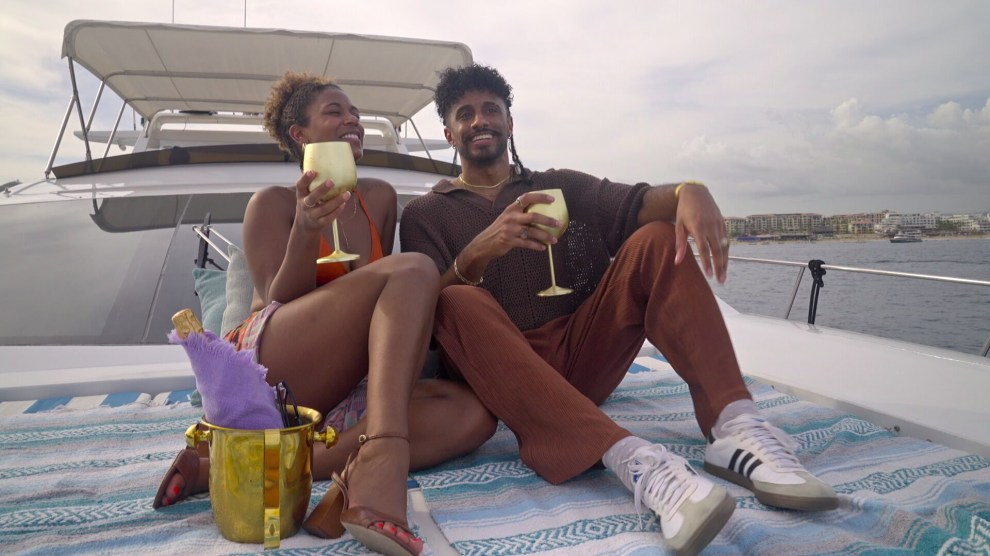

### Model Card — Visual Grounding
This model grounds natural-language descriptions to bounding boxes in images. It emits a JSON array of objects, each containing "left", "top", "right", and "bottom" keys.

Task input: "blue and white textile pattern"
[
  {"left": 411, "top": 356, "right": 990, "bottom": 555},
  {"left": 1, "top": 356, "right": 988, "bottom": 555},
  {"left": 0, "top": 398, "right": 420, "bottom": 554}
]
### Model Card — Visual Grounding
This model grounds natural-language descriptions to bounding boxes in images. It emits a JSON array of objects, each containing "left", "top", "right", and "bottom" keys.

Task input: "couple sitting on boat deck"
[{"left": 154, "top": 65, "right": 837, "bottom": 556}]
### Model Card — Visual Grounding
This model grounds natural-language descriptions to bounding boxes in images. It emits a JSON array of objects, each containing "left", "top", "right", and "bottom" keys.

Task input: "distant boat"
[{"left": 890, "top": 230, "right": 923, "bottom": 243}]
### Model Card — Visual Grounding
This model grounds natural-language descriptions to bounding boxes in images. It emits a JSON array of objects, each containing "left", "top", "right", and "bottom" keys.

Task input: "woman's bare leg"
[
  {"left": 157, "top": 254, "right": 494, "bottom": 514},
  {"left": 313, "top": 379, "right": 497, "bottom": 478},
  {"left": 261, "top": 254, "right": 435, "bottom": 410},
  {"left": 261, "top": 252, "right": 438, "bottom": 533}
]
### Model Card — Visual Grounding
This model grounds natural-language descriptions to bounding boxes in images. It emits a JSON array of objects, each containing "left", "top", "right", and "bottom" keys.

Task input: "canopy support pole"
[
  {"left": 68, "top": 59, "right": 94, "bottom": 173},
  {"left": 408, "top": 119, "right": 441, "bottom": 175},
  {"left": 96, "top": 102, "right": 128, "bottom": 172},
  {"left": 44, "top": 97, "right": 75, "bottom": 179},
  {"left": 85, "top": 81, "right": 106, "bottom": 133}
]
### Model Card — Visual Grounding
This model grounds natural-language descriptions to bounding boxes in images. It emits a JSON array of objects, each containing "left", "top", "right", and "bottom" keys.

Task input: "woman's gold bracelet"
[{"left": 453, "top": 257, "right": 483, "bottom": 286}]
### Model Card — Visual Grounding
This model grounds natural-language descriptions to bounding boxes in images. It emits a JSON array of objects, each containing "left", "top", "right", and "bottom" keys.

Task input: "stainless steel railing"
[
  {"left": 192, "top": 224, "right": 235, "bottom": 266},
  {"left": 721, "top": 255, "right": 990, "bottom": 357}
]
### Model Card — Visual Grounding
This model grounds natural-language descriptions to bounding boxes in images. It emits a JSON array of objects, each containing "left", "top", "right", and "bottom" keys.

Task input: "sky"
[{"left": 1, "top": 0, "right": 988, "bottom": 218}]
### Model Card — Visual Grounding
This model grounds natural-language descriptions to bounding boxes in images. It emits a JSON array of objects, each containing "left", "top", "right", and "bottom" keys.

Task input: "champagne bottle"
[{"left": 172, "top": 308, "right": 204, "bottom": 339}]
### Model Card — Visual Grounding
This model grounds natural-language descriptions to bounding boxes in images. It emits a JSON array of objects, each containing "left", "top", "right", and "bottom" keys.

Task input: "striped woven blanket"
[
  {"left": 411, "top": 356, "right": 990, "bottom": 555},
  {"left": 1, "top": 356, "right": 988, "bottom": 555}
]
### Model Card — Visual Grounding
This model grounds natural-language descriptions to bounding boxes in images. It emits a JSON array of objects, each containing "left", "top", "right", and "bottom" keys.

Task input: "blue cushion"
[{"left": 192, "top": 267, "right": 226, "bottom": 334}]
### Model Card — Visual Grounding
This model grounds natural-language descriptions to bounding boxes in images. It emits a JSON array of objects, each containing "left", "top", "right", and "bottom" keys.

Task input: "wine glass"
[
  {"left": 526, "top": 189, "right": 573, "bottom": 297},
  {"left": 303, "top": 141, "right": 359, "bottom": 263}
]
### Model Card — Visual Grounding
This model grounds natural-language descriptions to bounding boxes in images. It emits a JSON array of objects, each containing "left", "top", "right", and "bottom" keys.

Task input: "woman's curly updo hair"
[
  {"left": 434, "top": 64, "right": 528, "bottom": 178},
  {"left": 263, "top": 71, "right": 342, "bottom": 162}
]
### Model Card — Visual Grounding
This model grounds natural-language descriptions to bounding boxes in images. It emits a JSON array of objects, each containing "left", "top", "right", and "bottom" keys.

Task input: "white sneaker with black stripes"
[
  {"left": 622, "top": 444, "right": 736, "bottom": 555},
  {"left": 703, "top": 414, "right": 838, "bottom": 511}
]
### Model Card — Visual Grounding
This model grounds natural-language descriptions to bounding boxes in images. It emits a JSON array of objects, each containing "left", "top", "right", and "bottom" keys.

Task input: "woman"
[{"left": 153, "top": 72, "right": 496, "bottom": 556}]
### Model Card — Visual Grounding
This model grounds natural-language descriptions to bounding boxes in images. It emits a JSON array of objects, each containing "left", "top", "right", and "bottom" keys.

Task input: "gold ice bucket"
[{"left": 185, "top": 407, "right": 337, "bottom": 549}]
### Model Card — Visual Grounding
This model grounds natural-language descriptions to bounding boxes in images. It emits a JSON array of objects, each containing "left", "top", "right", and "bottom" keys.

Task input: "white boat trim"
[
  {"left": 719, "top": 307, "right": 990, "bottom": 459},
  {"left": 0, "top": 345, "right": 193, "bottom": 402}
]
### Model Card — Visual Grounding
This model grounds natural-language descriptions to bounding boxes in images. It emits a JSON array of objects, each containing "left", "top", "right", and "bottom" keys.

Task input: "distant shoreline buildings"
[{"left": 724, "top": 210, "right": 990, "bottom": 238}]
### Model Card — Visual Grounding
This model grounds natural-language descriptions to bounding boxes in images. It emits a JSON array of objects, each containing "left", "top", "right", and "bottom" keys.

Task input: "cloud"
[
  {"left": 927, "top": 99, "right": 990, "bottom": 129},
  {"left": 670, "top": 96, "right": 990, "bottom": 216},
  {"left": 2, "top": 1, "right": 989, "bottom": 218},
  {"left": 826, "top": 98, "right": 990, "bottom": 183},
  {"left": 831, "top": 99, "right": 865, "bottom": 129},
  {"left": 0, "top": 88, "right": 67, "bottom": 181},
  {"left": 0, "top": 16, "right": 64, "bottom": 94}
]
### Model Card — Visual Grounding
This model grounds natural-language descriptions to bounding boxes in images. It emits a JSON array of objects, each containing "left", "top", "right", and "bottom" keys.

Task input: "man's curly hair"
[
  {"left": 434, "top": 64, "right": 513, "bottom": 125},
  {"left": 434, "top": 64, "right": 528, "bottom": 176},
  {"left": 262, "top": 71, "right": 341, "bottom": 162}
]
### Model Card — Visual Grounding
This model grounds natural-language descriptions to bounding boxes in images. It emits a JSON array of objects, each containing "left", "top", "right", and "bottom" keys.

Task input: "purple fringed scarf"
[{"left": 169, "top": 329, "right": 283, "bottom": 430}]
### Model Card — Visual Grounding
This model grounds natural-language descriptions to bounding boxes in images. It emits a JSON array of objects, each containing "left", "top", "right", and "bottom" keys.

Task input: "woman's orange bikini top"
[{"left": 316, "top": 191, "right": 385, "bottom": 285}]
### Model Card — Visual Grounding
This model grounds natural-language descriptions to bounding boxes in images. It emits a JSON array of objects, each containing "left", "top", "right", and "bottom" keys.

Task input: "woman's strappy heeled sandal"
[{"left": 302, "top": 433, "right": 422, "bottom": 556}]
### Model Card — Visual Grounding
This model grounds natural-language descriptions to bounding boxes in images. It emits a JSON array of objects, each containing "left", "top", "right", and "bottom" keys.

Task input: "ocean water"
[{"left": 706, "top": 238, "right": 990, "bottom": 356}]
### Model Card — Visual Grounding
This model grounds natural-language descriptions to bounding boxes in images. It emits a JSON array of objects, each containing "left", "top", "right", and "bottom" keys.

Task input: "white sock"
[
  {"left": 602, "top": 435, "right": 651, "bottom": 490},
  {"left": 711, "top": 398, "right": 760, "bottom": 439}
]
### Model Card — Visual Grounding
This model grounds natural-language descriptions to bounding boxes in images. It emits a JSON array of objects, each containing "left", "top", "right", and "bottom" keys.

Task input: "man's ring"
[
  {"left": 514, "top": 197, "right": 525, "bottom": 209},
  {"left": 303, "top": 199, "right": 316, "bottom": 209},
  {"left": 520, "top": 228, "right": 529, "bottom": 240}
]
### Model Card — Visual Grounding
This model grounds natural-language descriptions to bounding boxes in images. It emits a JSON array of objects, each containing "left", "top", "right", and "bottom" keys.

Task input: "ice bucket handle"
[
  {"left": 185, "top": 423, "right": 210, "bottom": 446},
  {"left": 313, "top": 426, "right": 338, "bottom": 449},
  {"left": 263, "top": 429, "right": 280, "bottom": 549},
  {"left": 185, "top": 418, "right": 337, "bottom": 449}
]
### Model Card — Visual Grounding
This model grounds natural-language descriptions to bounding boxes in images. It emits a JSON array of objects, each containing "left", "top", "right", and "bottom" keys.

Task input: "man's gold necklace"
[{"left": 458, "top": 173, "right": 512, "bottom": 189}]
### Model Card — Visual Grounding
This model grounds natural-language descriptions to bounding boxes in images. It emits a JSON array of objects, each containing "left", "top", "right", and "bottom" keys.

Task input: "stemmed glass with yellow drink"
[
  {"left": 525, "top": 189, "right": 573, "bottom": 297},
  {"left": 303, "top": 141, "right": 359, "bottom": 263}
]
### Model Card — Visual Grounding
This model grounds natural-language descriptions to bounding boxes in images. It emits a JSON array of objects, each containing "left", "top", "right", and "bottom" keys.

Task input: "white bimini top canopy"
[{"left": 61, "top": 20, "right": 473, "bottom": 127}]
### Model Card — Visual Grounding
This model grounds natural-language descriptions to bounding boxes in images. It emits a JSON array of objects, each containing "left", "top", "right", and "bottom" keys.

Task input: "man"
[{"left": 400, "top": 64, "right": 836, "bottom": 555}]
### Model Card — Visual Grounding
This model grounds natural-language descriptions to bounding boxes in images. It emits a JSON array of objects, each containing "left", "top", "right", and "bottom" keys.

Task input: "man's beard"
[{"left": 456, "top": 134, "right": 509, "bottom": 166}]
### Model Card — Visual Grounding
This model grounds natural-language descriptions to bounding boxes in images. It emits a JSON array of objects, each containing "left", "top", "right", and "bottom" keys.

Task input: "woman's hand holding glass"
[
  {"left": 296, "top": 170, "right": 350, "bottom": 231},
  {"left": 302, "top": 141, "right": 359, "bottom": 263}
]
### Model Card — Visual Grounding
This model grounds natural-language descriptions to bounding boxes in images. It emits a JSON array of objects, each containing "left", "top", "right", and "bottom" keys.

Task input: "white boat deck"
[
  {"left": 4, "top": 352, "right": 987, "bottom": 555},
  {"left": 715, "top": 301, "right": 990, "bottom": 459}
]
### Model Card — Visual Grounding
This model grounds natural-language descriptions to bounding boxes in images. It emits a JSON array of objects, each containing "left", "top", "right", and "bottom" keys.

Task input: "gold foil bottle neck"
[{"left": 172, "top": 309, "right": 204, "bottom": 339}]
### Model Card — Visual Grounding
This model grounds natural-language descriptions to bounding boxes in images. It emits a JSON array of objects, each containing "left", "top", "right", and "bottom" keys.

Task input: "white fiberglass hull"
[{"left": 712, "top": 299, "right": 990, "bottom": 458}]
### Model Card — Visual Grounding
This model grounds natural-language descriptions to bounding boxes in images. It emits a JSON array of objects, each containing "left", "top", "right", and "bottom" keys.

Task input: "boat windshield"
[{"left": 0, "top": 193, "right": 250, "bottom": 345}]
